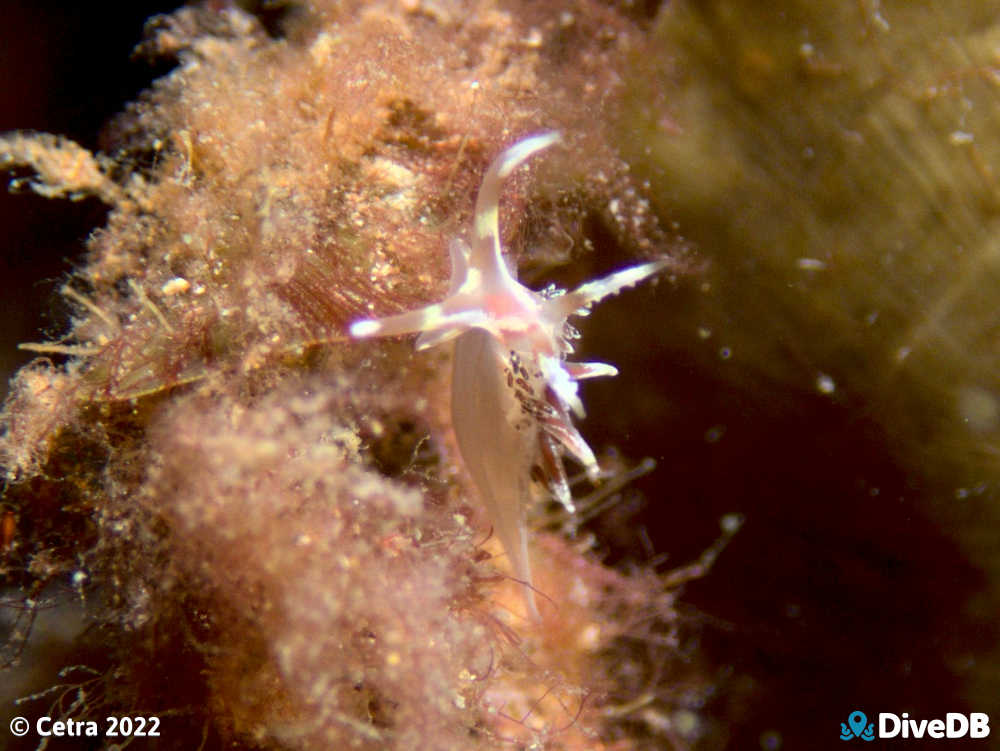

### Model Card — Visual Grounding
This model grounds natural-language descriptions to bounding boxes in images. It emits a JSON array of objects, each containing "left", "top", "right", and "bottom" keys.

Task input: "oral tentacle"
[
  {"left": 547, "top": 258, "right": 670, "bottom": 320},
  {"left": 349, "top": 302, "right": 452, "bottom": 339}
]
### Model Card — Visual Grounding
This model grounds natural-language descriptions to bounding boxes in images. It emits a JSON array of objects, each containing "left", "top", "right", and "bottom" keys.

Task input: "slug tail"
[{"left": 452, "top": 328, "right": 542, "bottom": 620}]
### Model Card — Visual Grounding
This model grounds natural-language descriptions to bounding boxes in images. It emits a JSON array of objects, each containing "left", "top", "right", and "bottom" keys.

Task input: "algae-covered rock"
[{"left": 0, "top": 3, "right": 700, "bottom": 750}]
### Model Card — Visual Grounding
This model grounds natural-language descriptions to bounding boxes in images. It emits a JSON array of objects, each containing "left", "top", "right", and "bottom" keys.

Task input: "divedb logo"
[{"left": 840, "top": 710, "right": 990, "bottom": 741}]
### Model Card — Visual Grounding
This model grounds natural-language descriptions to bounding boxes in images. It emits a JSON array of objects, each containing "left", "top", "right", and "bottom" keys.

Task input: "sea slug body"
[{"left": 351, "top": 132, "right": 666, "bottom": 617}]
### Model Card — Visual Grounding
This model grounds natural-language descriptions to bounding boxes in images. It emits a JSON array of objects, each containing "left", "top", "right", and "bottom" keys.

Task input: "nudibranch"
[{"left": 351, "top": 132, "right": 667, "bottom": 617}]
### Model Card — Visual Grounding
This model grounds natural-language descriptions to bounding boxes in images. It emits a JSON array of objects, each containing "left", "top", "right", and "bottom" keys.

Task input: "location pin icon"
[{"left": 848, "top": 711, "right": 868, "bottom": 738}]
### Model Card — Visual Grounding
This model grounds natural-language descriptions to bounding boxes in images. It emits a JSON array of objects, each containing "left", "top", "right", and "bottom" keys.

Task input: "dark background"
[{"left": 0, "top": 1, "right": 183, "bottom": 391}]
